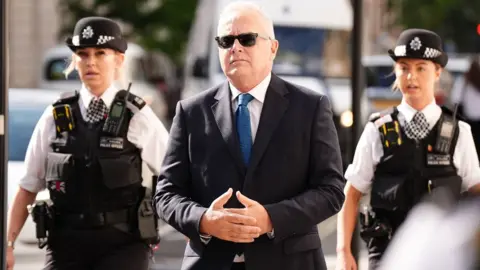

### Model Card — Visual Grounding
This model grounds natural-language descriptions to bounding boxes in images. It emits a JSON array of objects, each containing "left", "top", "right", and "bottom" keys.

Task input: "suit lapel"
[
  {"left": 247, "top": 74, "right": 289, "bottom": 177},
  {"left": 211, "top": 82, "right": 246, "bottom": 174}
]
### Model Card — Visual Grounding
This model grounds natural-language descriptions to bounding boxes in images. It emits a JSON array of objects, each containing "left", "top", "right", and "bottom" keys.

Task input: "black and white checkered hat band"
[
  {"left": 393, "top": 45, "right": 442, "bottom": 59},
  {"left": 72, "top": 35, "right": 116, "bottom": 46}
]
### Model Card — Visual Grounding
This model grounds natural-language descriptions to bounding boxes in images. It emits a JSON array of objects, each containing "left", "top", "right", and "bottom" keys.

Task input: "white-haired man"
[{"left": 154, "top": 2, "right": 345, "bottom": 270}]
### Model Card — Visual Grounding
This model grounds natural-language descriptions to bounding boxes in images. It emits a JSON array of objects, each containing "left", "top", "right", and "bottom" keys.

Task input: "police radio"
[
  {"left": 102, "top": 83, "right": 132, "bottom": 136},
  {"left": 435, "top": 104, "right": 458, "bottom": 153}
]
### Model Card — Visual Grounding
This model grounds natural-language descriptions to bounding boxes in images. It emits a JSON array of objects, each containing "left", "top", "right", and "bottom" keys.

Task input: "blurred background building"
[
  {"left": 5, "top": 0, "right": 480, "bottom": 269},
  {"left": 9, "top": 0, "right": 60, "bottom": 88}
]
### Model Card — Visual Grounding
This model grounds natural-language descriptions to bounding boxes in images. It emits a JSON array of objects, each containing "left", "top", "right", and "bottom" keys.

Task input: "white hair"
[{"left": 217, "top": 1, "right": 275, "bottom": 39}]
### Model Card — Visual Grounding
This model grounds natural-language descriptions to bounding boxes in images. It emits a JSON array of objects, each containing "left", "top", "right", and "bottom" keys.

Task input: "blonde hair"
[
  {"left": 391, "top": 77, "right": 400, "bottom": 92},
  {"left": 63, "top": 55, "right": 76, "bottom": 79},
  {"left": 63, "top": 52, "right": 126, "bottom": 88}
]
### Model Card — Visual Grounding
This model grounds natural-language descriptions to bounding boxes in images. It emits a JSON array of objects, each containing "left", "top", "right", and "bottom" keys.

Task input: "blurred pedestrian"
[
  {"left": 450, "top": 55, "right": 480, "bottom": 161},
  {"left": 379, "top": 193, "right": 480, "bottom": 270}
]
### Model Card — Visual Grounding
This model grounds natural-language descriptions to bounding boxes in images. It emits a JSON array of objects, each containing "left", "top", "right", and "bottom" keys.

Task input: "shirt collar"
[
  {"left": 397, "top": 98, "right": 441, "bottom": 128},
  {"left": 230, "top": 73, "right": 271, "bottom": 103},
  {"left": 80, "top": 84, "right": 118, "bottom": 109}
]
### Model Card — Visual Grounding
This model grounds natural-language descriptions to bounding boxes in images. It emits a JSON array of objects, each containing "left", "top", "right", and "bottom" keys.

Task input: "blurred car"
[{"left": 8, "top": 88, "right": 58, "bottom": 244}]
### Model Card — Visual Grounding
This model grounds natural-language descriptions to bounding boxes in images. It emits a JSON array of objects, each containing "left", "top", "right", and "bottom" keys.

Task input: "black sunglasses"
[{"left": 214, "top": 32, "right": 270, "bottom": 49}]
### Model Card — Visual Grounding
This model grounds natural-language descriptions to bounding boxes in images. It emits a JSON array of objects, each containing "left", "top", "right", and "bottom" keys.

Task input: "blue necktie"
[{"left": 236, "top": 93, "right": 254, "bottom": 165}]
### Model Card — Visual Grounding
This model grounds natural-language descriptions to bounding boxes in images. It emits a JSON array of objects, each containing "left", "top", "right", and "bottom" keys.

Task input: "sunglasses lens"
[
  {"left": 217, "top": 36, "right": 235, "bottom": 49},
  {"left": 238, "top": 34, "right": 257, "bottom": 47}
]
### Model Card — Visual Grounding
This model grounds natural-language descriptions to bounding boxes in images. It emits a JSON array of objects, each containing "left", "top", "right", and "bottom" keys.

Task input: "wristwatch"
[{"left": 7, "top": 240, "right": 14, "bottom": 249}]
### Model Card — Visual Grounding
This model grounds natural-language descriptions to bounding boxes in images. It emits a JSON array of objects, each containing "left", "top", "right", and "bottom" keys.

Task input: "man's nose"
[{"left": 231, "top": 39, "right": 243, "bottom": 53}]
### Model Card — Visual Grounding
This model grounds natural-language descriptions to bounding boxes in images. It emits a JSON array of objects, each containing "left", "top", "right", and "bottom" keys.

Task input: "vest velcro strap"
[{"left": 56, "top": 208, "right": 132, "bottom": 228}]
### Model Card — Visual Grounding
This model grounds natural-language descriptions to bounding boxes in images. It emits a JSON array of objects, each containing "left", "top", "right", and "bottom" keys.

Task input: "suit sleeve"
[
  {"left": 153, "top": 102, "right": 208, "bottom": 242},
  {"left": 264, "top": 96, "right": 346, "bottom": 242}
]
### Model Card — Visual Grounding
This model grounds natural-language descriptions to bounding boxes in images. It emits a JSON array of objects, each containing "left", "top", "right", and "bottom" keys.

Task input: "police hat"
[
  {"left": 65, "top": 17, "right": 127, "bottom": 53},
  {"left": 388, "top": 28, "right": 448, "bottom": 67}
]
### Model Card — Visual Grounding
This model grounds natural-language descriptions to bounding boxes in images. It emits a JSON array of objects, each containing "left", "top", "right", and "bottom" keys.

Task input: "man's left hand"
[{"left": 224, "top": 191, "right": 273, "bottom": 235}]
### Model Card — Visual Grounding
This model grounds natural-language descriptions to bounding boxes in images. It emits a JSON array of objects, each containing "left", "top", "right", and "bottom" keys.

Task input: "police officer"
[
  {"left": 6, "top": 17, "right": 169, "bottom": 270},
  {"left": 335, "top": 29, "right": 480, "bottom": 270}
]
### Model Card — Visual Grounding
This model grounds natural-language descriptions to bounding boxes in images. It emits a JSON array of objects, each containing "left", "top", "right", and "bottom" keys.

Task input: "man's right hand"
[
  {"left": 199, "top": 188, "right": 261, "bottom": 243},
  {"left": 6, "top": 247, "right": 15, "bottom": 270}
]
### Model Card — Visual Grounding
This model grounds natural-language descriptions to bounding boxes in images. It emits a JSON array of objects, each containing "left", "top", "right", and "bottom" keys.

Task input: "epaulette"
[
  {"left": 441, "top": 104, "right": 465, "bottom": 122},
  {"left": 115, "top": 89, "right": 146, "bottom": 111},
  {"left": 369, "top": 107, "right": 395, "bottom": 122},
  {"left": 53, "top": 90, "right": 79, "bottom": 106}
]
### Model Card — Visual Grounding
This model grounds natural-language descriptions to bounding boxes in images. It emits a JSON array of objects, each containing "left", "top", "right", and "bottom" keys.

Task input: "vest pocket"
[
  {"left": 45, "top": 152, "right": 73, "bottom": 199},
  {"left": 98, "top": 155, "right": 141, "bottom": 189},
  {"left": 430, "top": 175, "right": 463, "bottom": 200},
  {"left": 371, "top": 175, "right": 410, "bottom": 210}
]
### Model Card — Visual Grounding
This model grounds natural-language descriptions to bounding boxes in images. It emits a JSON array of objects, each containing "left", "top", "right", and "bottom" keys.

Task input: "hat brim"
[
  {"left": 388, "top": 49, "right": 448, "bottom": 68},
  {"left": 65, "top": 37, "right": 127, "bottom": 53}
]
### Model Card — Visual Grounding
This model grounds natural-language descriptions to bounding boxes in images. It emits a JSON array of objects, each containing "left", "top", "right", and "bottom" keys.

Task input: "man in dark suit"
[{"left": 154, "top": 2, "right": 345, "bottom": 270}]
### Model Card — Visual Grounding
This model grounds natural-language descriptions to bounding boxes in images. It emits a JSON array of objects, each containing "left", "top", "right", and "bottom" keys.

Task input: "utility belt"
[
  {"left": 29, "top": 177, "right": 160, "bottom": 249},
  {"left": 55, "top": 208, "right": 133, "bottom": 229}
]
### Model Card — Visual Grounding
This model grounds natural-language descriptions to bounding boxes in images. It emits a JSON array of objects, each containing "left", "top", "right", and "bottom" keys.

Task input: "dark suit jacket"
[{"left": 154, "top": 74, "right": 345, "bottom": 270}]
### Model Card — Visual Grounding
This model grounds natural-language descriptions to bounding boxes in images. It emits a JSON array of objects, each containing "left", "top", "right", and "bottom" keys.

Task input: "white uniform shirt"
[
  {"left": 19, "top": 84, "right": 170, "bottom": 193},
  {"left": 345, "top": 99, "right": 480, "bottom": 193}
]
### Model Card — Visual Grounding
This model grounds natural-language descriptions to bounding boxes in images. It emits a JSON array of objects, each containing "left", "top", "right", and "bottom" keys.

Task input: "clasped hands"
[{"left": 199, "top": 188, "right": 273, "bottom": 243}]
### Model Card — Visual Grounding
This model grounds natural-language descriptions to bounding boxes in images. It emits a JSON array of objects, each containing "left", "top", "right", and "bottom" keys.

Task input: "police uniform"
[
  {"left": 20, "top": 17, "right": 170, "bottom": 270},
  {"left": 344, "top": 29, "right": 480, "bottom": 270}
]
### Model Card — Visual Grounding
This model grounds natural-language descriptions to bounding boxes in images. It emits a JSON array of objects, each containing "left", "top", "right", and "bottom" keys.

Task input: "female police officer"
[
  {"left": 6, "top": 17, "right": 169, "bottom": 270},
  {"left": 335, "top": 28, "right": 480, "bottom": 270}
]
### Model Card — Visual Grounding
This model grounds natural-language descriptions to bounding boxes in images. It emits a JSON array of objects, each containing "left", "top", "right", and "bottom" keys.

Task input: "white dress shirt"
[
  {"left": 229, "top": 72, "right": 271, "bottom": 140},
  {"left": 19, "top": 84, "right": 170, "bottom": 193},
  {"left": 345, "top": 99, "right": 480, "bottom": 194}
]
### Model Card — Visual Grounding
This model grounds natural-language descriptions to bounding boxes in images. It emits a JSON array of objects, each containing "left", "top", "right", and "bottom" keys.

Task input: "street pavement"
[{"left": 13, "top": 216, "right": 369, "bottom": 270}]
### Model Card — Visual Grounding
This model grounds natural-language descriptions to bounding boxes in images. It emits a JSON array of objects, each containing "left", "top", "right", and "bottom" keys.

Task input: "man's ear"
[{"left": 271, "top": 40, "right": 279, "bottom": 61}]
